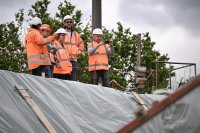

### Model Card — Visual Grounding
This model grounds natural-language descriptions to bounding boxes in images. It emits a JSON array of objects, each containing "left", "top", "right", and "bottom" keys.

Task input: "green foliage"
[
  {"left": 77, "top": 22, "right": 92, "bottom": 83},
  {"left": 56, "top": 0, "right": 75, "bottom": 20},
  {"left": 0, "top": 22, "right": 27, "bottom": 72},
  {"left": 15, "top": 9, "right": 25, "bottom": 26},
  {"left": 140, "top": 33, "right": 169, "bottom": 93},
  {"left": 0, "top": 0, "right": 170, "bottom": 93},
  {"left": 55, "top": 0, "right": 83, "bottom": 32},
  {"left": 28, "top": 0, "right": 50, "bottom": 18},
  {"left": 108, "top": 22, "right": 138, "bottom": 91}
]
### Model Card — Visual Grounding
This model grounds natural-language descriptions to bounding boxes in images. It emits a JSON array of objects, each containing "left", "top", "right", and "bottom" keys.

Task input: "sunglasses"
[
  {"left": 65, "top": 21, "right": 72, "bottom": 24},
  {"left": 95, "top": 35, "right": 102, "bottom": 38}
]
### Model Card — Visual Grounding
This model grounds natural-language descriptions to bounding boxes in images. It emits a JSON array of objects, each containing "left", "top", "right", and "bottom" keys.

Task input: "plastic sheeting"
[
  {"left": 0, "top": 70, "right": 164, "bottom": 133},
  {"left": 133, "top": 84, "right": 200, "bottom": 133}
]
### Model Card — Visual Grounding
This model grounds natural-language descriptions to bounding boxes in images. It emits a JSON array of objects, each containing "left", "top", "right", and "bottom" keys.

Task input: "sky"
[{"left": 0, "top": 0, "right": 200, "bottom": 85}]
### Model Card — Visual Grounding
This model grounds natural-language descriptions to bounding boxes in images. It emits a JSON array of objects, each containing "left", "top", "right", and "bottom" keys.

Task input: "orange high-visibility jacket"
[
  {"left": 25, "top": 28, "right": 53, "bottom": 70},
  {"left": 53, "top": 41, "right": 72, "bottom": 74},
  {"left": 64, "top": 31, "right": 84, "bottom": 60},
  {"left": 87, "top": 41, "right": 109, "bottom": 71}
]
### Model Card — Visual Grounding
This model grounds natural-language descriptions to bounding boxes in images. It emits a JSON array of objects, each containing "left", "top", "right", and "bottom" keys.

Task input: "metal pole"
[
  {"left": 156, "top": 62, "right": 158, "bottom": 90},
  {"left": 169, "top": 70, "right": 172, "bottom": 90},
  {"left": 92, "top": 0, "right": 102, "bottom": 30},
  {"left": 137, "top": 33, "right": 141, "bottom": 66},
  {"left": 156, "top": 61, "right": 196, "bottom": 65},
  {"left": 155, "top": 61, "right": 197, "bottom": 90}
]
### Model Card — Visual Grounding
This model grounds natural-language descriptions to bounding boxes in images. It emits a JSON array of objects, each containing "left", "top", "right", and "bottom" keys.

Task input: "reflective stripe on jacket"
[
  {"left": 64, "top": 31, "right": 84, "bottom": 60},
  {"left": 53, "top": 41, "right": 72, "bottom": 74},
  {"left": 88, "top": 41, "right": 109, "bottom": 71},
  {"left": 25, "top": 28, "right": 51, "bottom": 70}
]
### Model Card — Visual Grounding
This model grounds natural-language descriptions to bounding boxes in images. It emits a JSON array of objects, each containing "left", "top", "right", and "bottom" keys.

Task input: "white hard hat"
[
  {"left": 63, "top": 15, "right": 72, "bottom": 22},
  {"left": 30, "top": 17, "right": 42, "bottom": 25},
  {"left": 55, "top": 28, "right": 67, "bottom": 34},
  {"left": 93, "top": 28, "right": 103, "bottom": 35}
]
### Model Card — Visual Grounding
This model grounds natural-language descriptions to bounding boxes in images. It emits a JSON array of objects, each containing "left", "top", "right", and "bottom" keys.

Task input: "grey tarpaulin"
[
  {"left": 0, "top": 70, "right": 164, "bottom": 133},
  {"left": 132, "top": 85, "right": 200, "bottom": 133}
]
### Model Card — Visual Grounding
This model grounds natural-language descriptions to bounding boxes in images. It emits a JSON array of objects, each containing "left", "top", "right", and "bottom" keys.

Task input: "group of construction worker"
[{"left": 25, "top": 15, "right": 114, "bottom": 87}]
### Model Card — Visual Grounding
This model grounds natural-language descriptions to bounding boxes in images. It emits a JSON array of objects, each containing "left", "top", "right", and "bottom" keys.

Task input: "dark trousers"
[
  {"left": 69, "top": 60, "right": 78, "bottom": 81},
  {"left": 49, "top": 65, "right": 54, "bottom": 78},
  {"left": 53, "top": 74, "right": 70, "bottom": 80},
  {"left": 90, "top": 70, "right": 110, "bottom": 87},
  {"left": 32, "top": 65, "right": 51, "bottom": 78}
]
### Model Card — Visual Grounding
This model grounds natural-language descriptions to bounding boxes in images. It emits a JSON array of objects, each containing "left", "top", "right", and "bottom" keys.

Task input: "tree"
[
  {"left": 0, "top": 0, "right": 170, "bottom": 93},
  {"left": 107, "top": 22, "right": 137, "bottom": 90},
  {"left": 140, "top": 32, "right": 169, "bottom": 93},
  {"left": 0, "top": 12, "right": 27, "bottom": 73},
  {"left": 28, "top": 0, "right": 50, "bottom": 19},
  {"left": 104, "top": 23, "right": 169, "bottom": 92},
  {"left": 55, "top": 0, "right": 83, "bottom": 32}
]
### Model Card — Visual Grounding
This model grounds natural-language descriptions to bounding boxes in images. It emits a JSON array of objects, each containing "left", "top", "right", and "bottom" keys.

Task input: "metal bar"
[
  {"left": 194, "top": 64, "right": 197, "bottom": 76},
  {"left": 169, "top": 70, "right": 171, "bottom": 89},
  {"left": 156, "top": 61, "right": 196, "bottom": 65},
  {"left": 155, "top": 61, "right": 196, "bottom": 89},
  {"left": 136, "top": 33, "right": 141, "bottom": 66},
  {"left": 156, "top": 62, "right": 158, "bottom": 90},
  {"left": 171, "top": 64, "right": 193, "bottom": 71}
]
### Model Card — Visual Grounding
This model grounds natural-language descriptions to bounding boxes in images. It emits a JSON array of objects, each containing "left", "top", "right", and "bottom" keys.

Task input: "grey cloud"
[
  {"left": 161, "top": 0, "right": 200, "bottom": 35},
  {"left": 0, "top": 0, "right": 89, "bottom": 24},
  {"left": 0, "top": 0, "right": 36, "bottom": 23},
  {"left": 119, "top": 0, "right": 200, "bottom": 35}
]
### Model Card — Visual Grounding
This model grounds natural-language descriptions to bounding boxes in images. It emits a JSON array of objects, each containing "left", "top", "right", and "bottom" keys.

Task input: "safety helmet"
[
  {"left": 30, "top": 17, "right": 42, "bottom": 25},
  {"left": 40, "top": 24, "right": 51, "bottom": 31},
  {"left": 55, "top": 28, "right": 67, "bottom": 34},
  {"left": 63, "top": 15, "right": 72, "bottom": 22},
  {"left": 92, "top": 28, "right": 103, "bottom": 35}
]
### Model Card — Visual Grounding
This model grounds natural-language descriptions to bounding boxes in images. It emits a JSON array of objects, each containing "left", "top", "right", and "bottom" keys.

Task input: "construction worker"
[
  {"left": 25, "top": 17, "right": 55, "bottom": 77},
  {"left": 63, "top": 15, "right": 84, "bottom": 81},
  {"left": 87, "top": 28, "right": 114, "bottom": 87},
  {"left": 40, "top": 24, "right": 57, "bottom": 77},
  {"left": 40, "top": 24, "right": 51, "bottom": 38},
  {"left": 53, "top": 28, "right": 72, "bottom": 80}
]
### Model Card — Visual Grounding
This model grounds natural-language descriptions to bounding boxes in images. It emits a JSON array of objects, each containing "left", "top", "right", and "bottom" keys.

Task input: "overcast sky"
[{"left": 0, "top": 0, "right": 200, "bottom": 82}]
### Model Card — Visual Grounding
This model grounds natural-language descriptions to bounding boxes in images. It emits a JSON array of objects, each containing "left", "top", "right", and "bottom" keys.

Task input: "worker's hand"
[
  {"left": 53, "top": 32, "right": 57, "bottom": 39},
  {"left": 50, "top": 44, "right": 57, "bottom": 49},
  {"left": 48, "top": 35, "right": 55, "bottom": 42},
  {"left": 56, "top": 63, "right": 61, "bottom": 68},
  {"left": 50, "top": 49, "right": 54, "bottom": 54},
  {"left": 109, "top": 40, "right": 113, "bottom": 46},
  {"left": 99, "top": 41, "right": 104, "bottom": 46}
]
